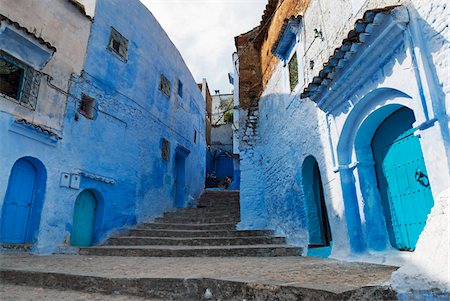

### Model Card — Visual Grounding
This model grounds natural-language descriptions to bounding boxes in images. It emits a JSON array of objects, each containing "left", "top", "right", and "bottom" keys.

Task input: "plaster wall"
[
  {"left": 0, "top": 0, "right": 91, "bottom": 251},
  {"left": 60, "top": 0, "right": 206, "bottom": 244},
  {"left": 237, "top": 0, "right": 449, "bottom": 263},
  {"left": 0, "top": 0, "right": 206, "bottom": 253},
  {"left": 0, "top": 0, "right": 91, "bottom": 132}
]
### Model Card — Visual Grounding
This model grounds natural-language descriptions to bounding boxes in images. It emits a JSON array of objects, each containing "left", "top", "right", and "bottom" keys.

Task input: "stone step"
[
  {"left": 79, "top": 245, "right": 302, "bottom": 257},
  {"left": 105, "top": 236, "right": 286, "bottom": 246},
  {"left": 137, "top": 223, "right": 237, "bottom": 230},
  {"left": 165, "top": 208, "right": 240, "bottom": 215},
  {"left": 163, "top": 212, "right": 239, "bottom": 219},
  {"left": 1, "top": 266, "right": 396, "bottom": 301},
  {"left": 154, "top": 217, "right": 239, "bottom": 224},
  {"left": 127, "top": 229, "right": 274, "bottom": 238}
]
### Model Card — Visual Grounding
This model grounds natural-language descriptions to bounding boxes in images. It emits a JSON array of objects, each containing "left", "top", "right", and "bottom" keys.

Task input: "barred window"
[
  {"left": 161, "top": 138, "right": 170, "bottom": 161},
  {"left": 0, "top": 51, "right": 41, "bottom": 109},
  {"left": 159, "top": 73, "right": 171, "bottom": 97},
  {"left": 79, "top": 94, "right": 95, "bottom": 120},
  {"left": 109, "top": 28, "right": 128, "bottom": 60},
  {"left": 288, "top": 52, "right": 298, "bottom": 92}
]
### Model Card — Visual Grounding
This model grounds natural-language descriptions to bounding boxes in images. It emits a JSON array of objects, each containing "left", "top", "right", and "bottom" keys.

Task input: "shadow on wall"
[{"left": 239, "top": 91, "right": 337, "bottom": 257}]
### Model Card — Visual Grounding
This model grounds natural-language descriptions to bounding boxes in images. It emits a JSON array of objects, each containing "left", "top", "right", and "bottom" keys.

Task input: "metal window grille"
[
  {"left": 109, "top": 27, "right": 129, "bottom": 60},
  {"left": 289, "top": 52, "right": 299, "bottom": 92},
  {"left": 79, "top": 94, "right": 95, "bottom": 119},
  {"left": 161, "top": 138, "right": 170, "bottom": 161},
  {"left": 0, "top": 51, "right": 40, "bottom": 110},
  {"left": 159, "top": 73, "right": 171, "bottom": 97}
]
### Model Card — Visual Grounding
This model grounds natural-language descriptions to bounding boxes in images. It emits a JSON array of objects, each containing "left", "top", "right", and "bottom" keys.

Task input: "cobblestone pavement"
[
  {"left": 0, "top": 283, "right": 159, "bottom": 301},
  {"left": 0, "top": 254, "right": 397, "bottom": 294}
]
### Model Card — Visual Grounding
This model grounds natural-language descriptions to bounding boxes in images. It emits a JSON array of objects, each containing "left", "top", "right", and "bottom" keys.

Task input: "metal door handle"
[{"left": 415, "top": 169, "right": 430, "bottom": 187}]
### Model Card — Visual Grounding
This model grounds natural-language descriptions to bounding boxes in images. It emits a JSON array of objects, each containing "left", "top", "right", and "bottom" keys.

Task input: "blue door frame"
[{"left": 0, "top": 159, "right": 38, "bottom": 244}]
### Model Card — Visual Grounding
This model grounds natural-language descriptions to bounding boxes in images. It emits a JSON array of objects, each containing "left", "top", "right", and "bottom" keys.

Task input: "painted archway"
[
  {"left": 0, "top": 157, "right": 47, "bottom": 244},
  {"left": 336, "top": 88, "right": 434, "bottom": 252},
  {"left": 302, "top": 156, "right": 332, "bottom": 249},
  {"left": 71, "top": 190, "right": 98, "bottom": 247}
]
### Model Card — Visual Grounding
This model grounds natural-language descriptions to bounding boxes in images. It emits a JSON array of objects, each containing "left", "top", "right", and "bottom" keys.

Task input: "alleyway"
[{"left": 0, "top": 191, "right": 398, "bottom": 300}]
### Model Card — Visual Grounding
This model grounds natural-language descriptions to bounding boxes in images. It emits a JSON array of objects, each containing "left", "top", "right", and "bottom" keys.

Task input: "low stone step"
[
  {"left": 163, "top": 212, "right": 239, "bottom": 220},
  {"left": 137, "top": 223, "right": 237, "bottom": 231},
  {"left": 154, "top": 217, "right": 239, "bottom": 224},
  {"left": 127, "top": 229, "right": 274, "bottom": 238},
  {"left": 79, "top": 245, "right": 303, "bottom": 257},
  {"left": 0, "top": 267, "right": 396, "bottom": 301},
  {"left": 164, "top": 208, "right": 240, "bottom": 216},
  {"left": 105, "top": 236, "right": 286, "bottom": 246}
]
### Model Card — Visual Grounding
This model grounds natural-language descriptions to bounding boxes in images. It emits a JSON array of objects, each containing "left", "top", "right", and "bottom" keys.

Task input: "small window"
[
  {"left": 288, "top": 52, "right": 299, "bottom": 92},
  {"left": 159, "top": 73, "right": 171, "bottom": 97},
  {"left": 108, "top": 28, "right": 128, "bottom": 60},
  {"left": 161, "top": 138, "right": 170, "bottom": 160},
  {"left": 177, "top": 80, "right": 183, "bottom": 98},
  {"left": 0, "top": 51, "right": 41, "bottom": 109},
  {"left": 79, "top": 94, "right": 95, "bottom": 119},
  {"left": 193, "top": 129, "right": 197, "bottom": 144},
  {"left": 0, "top": 57, "right": 24, "bottom": 100}
]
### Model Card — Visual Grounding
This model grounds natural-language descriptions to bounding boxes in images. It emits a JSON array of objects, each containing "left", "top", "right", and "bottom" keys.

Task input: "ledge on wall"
[
  {"left": 9, "top": 119, "right": 61, "bottom": 147},
  {"left": 0, "top": 15, "right": 56, "bottom": 70}
]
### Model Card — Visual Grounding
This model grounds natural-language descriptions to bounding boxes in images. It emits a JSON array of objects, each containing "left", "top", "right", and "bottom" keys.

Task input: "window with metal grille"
[
  {"left": 0, "top": 51, "right": 41, "bottom": 110},
  {"left": 177, "top": 79, "right": 183, "bottom": 98},
  {"left": 159, "top": 73, "right": 171, "bottom": 97},
  {"left": 161, "top": 138, "right": 170, "bottom": 161},
  {"left": 288, "top": 52, "right": 298, "bottom": 92},
  {"left": 108, "top": 27, "right": 128, "bottom": 60},
  {"left": 79, "top": 94, "right": 95, "bottom": 120}
]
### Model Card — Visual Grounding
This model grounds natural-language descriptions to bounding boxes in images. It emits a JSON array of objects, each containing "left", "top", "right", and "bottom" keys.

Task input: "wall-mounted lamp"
[{"left": 314, "top": 28, "right": 324, "bottom": 41}]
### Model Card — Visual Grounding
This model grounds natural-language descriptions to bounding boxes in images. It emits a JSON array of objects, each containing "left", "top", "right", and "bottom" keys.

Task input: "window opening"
[
  {"left": 0, "top": 57, "right": 24, "bottom": 100},
  {"left": 161, "top": 138, "right": 170, "bottom": 161},
  {"left": 159, "top": 73, "right": 171, "bottom": 97},
  {"left": 177, "top": 80, "right": 183, "bottom": 97},
  {"left": 79, "top": 94, "right": 95, "bottom": 120},
  {"left": 0, "top": 51, "right": 41, "bottom": 109},
  {"left": 288, "top": 52, "right": 299, "bottom": 92},
  {"left": 108, "top": 28, "right": 129, "bottom": 60}
]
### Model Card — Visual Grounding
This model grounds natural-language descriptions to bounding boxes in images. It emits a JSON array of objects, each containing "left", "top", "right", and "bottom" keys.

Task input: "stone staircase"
[{"left": 80, "top": 190, "right": 302, "bottom": 257}]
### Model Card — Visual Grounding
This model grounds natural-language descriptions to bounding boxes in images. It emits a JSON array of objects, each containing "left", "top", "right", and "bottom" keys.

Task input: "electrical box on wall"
[
  {"left": 70, "top": 174, "right": 81, "bottom": 189},
  {"left": 60, "top": 173, "right": 70, "bottom": 187}
]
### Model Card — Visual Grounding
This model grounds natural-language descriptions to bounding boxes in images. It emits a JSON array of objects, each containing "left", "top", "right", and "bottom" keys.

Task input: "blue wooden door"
[
  {"left": 0, "top": 159, "right": 36, "bottom": 243},
  {"left": 174, "top": 154, "right": 185, "bottom": 208},
  {"left": 71, "top": 190, "right": 97, "bottom": 247},
  {"left": 382, "top": 129, "right": 434, "bottom": 251}
]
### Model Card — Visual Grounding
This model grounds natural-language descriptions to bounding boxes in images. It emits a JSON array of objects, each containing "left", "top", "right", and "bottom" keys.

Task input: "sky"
[{"left": 141, "top": 0, "right": 268, "bottom": 94}]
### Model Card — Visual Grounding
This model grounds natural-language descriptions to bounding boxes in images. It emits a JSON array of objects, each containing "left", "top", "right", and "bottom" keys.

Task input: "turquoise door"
[
  {"left": 71, "top": 190, "right": 97, "bottom": 247},
  {"left": 382, "top": 129, "right": 434, "bottom": 250},
  {"left": 0, "top": 159, "right": 36, "bottom": 243}
]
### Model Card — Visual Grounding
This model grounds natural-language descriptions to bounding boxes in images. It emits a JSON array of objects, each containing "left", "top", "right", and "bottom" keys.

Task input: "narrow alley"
[{"left": 0, "top": 0, "right": 448, "bottom": 300}]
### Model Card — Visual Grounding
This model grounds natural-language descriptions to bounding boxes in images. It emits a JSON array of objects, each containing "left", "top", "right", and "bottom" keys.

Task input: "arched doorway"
[
  {"left": 71, "top": 190, "right": 97, "bottom": 247},
  {"left": 0, "top": 157, "right": 46, "bottom": 244},
  {"left": 371, "top": 107, "right": 434, "bottom": 250},
  {"left": 336, "top": 89, "right": 436, "bottom": 253},
  {"left": 302, "top": 156, "right": 332, "bottom": 248}
]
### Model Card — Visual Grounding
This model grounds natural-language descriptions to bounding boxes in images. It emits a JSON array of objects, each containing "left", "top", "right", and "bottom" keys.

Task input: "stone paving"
[
  {"left": 0, "top": 253, "right": 397, "bottom": 297},
  {"left": 0, "top": 283, "right": 156, "bottom": 301}
]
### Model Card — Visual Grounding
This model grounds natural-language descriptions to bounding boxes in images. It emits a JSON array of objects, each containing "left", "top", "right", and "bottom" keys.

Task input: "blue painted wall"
[
  {"left": 0, "top": 0, "right": 205, "bottom": 253},
  {"left": 63, "top": 0, "right": 206, "bottom": 243}
]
